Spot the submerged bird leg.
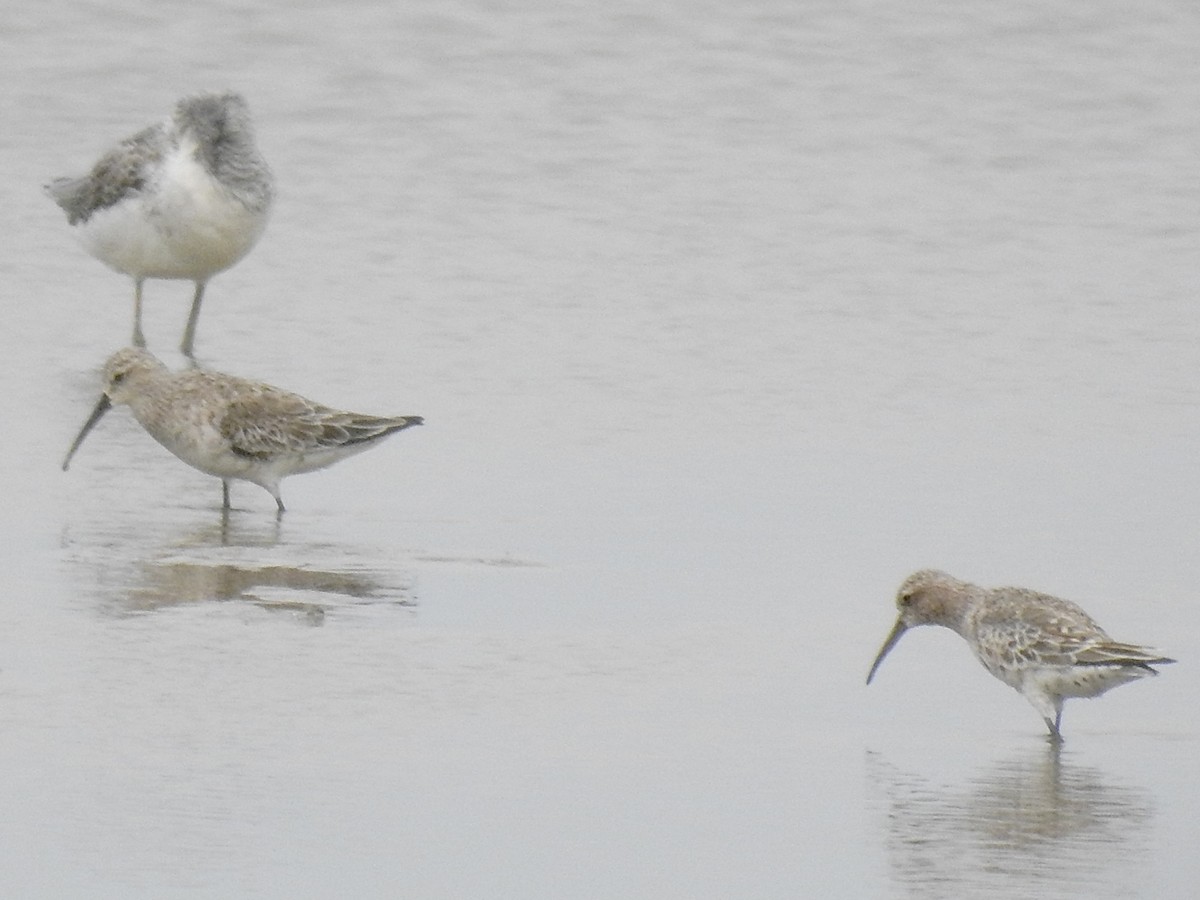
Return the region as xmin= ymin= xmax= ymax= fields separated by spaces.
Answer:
xmin=132 ymin=278 xmax=147 ymax=348
xmin=264 ymin=479 xmax=286 ymax=514
xmin=1043 ymin=706 xmax=1065 ymax=742
xmin=222 ymin=480 xmax=231 ymax=510
xmin=181 ymin=280 xmax=207 ymax=358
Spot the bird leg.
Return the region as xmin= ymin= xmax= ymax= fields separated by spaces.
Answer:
xmin=181 ymin=280 xmax=207 ymax=358
xmin=132 ymin=279 xmax=147 ymax=348
xmin=1043 ymin=708 xmax=1065 ymax=742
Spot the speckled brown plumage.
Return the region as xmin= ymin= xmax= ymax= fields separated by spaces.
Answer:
xmin=867 ymin=569 xmax=1174 ymax=738
xmin=63 ymin=348 xmax=422 ymax=513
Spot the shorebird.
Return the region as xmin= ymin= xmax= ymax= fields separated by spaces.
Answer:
xmin=62 ymin=348 xmax=423 ymax=513
xmin=45 ymin=92 xmax=273 ymax=356
xmin=866 ymin=569 xmax=1174 ymax=739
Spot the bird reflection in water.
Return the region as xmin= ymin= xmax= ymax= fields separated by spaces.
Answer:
xmin=123 ymin=561 xmax=416 ymax=624
xmin=62 ymin=506 xmax=418 ymax=623
xmin=866 ymin=744 xmax=1154 ymax=897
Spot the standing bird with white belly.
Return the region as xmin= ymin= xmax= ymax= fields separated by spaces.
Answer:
xmin=46 ymin=92 xmax=274 ymax=357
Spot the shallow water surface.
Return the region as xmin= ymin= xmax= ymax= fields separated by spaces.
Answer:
xmin=2 ymin=0 xmax=1199 ymax=897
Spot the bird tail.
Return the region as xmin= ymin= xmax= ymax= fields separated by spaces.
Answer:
xmin=337 ymin=415 xmax=423 ymax=447
xmin=1078 ymin=642 xmax=1175 ymax=670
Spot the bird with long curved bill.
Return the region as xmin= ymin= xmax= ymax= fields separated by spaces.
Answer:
xmin=867 ymin=569 xmax=1174 ymax=739
xmin=63 ymin=348 xmax=423 ymax=514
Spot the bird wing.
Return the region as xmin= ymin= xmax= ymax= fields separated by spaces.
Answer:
xmin=973 ymin=590 xmax=1104 ymax=666
xmin=1073 ymin=641 xmax=1175 ymax=667
xmin=46 ymin=124 xmax=167 ymax=224
xmin=306 ymin=410 xmax=423 ymax=447
xmin=221 ymin=387 xmax=420 ymax=459
xmin=974 ymin=590 xmax=1173 ymax=668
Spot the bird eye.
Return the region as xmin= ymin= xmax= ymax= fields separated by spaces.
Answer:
xmin=899 ymin=592 xmax=912 ymax=607
xmin=111 ymin=371 xmax=127 ymax=385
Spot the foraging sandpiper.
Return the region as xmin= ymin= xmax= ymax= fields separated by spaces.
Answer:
xmin=867 ymin=569 xmax=1174 ymax=738
xmin=63 ymin=348 xmax=422 ymax=513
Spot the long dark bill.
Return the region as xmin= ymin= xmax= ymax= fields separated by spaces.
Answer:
xmin=866 ymin=618 xmax=908 ymax=685
xmin=62 ymin=395 xmax=112 ymax=471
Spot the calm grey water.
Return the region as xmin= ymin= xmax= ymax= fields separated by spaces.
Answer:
xmin=2 ymin=0 xmax=1199 ymax=897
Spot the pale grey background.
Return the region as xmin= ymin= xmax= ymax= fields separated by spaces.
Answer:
xmin=2 ymin=0 xmax=1198 ymax=897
